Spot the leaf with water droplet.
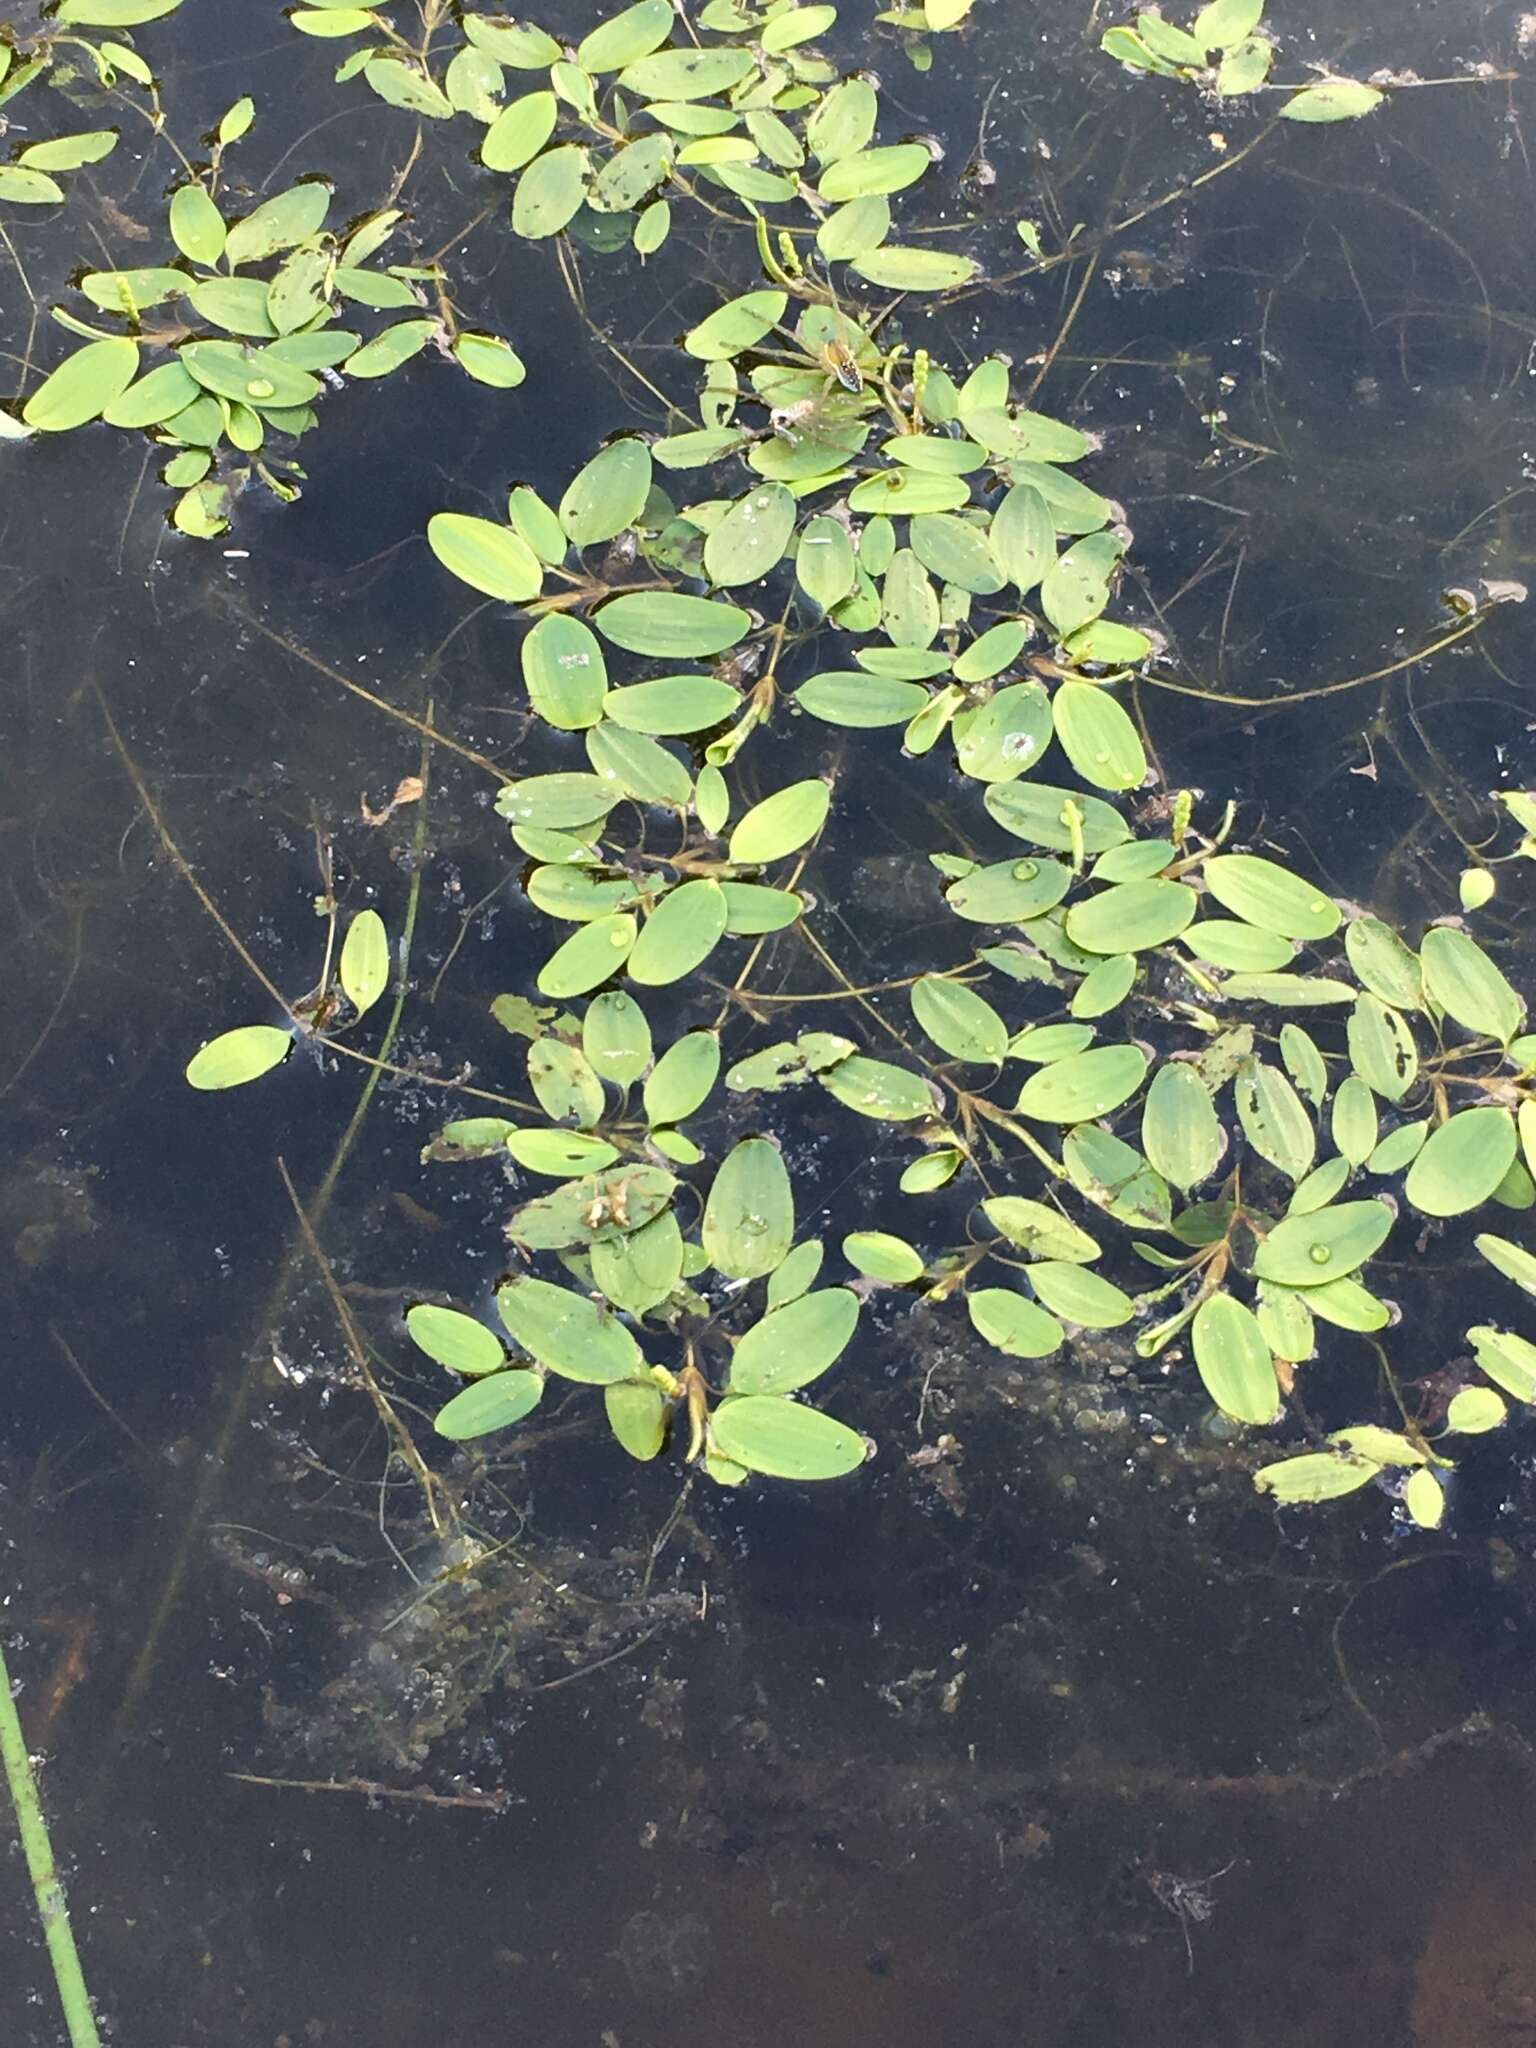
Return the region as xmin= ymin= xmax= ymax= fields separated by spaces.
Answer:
xmin=704 ymin=1136 xmax=794 ymax=1279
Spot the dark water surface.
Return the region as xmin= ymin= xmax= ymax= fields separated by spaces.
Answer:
xmin=6 ymin=2 xmax=1536 ymax=2043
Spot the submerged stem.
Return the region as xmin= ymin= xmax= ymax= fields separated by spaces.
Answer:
xmin=0 ymin=1636 xmax=102 ymax=2048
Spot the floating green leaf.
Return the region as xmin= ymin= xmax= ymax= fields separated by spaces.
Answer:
xmin=729 ymin=779 xmax=830 ymax=865
xmin=627 ymin=879 xmax=729 ymax=985
xmin=428 ymin=513 xmax=543 ymax=602
xmin=1347 ymin=993 xmax=1418 ymax=1101
xmin=705 ymin=483 xmax=796 ymax=587
xmin=497 ymin=1274 xmax=642 ymax=1382
xmin=1202 ymin=854 xmax=1340 ymax=940
xmin=982 ymin=1195 xmax=1100 ymax=1263
xmin=1192 ymin=1293 xmax=1279 ymax=1425
xmin=1015 ymin=1045 xmax=1148 ymax=1123
xmin=1235 ymin=1060 xmax=1315 ymax=1181
xmin=560 ymin=439 xmax=653 ymax=547
xmin=1448 ymin=1385 xmax=1506 ymax=1434
xmin=819 ymin=1054 xmax=936 ymax=1121
xmin=643 ymin=1031 xmax=720 ymax=1126
xmin=339 ymin=908 xmax=389 ymax=1017
xmin=1254 ymin=1451 xmax=1377 ymax=1505
xmin=512 ymin=144 xmax=590 ymax=238
xmin=522 ymin=614 xmax=606 ymax=729
xmin=1404 ymin=1107 xmax=1516 ymax=1218
xmin=704 ymin=1137 xmax=794 ymax=1279
xmin=406 ymin=1303 xmax=505 ymax=1377
xmin=528 ymin=1038 xmax=605 ymax=1126
xmin=819 ymin=143 xmax=931 ymax=202
xmin=185 ymin=1024 xmax=291 ymax=1091
xmin=482 ymin=90 xmax=560 ymax=172
xmin=505 ymin=1128 xmax=619 ymax=1176
xmin=1252 ymin=1200 xmax=1393 ymax=1287
xmin=795 ymin=672 xmax=927 ymax=728
xmin=1141 ymin=1064 xmax=1223 ymax=1189
xmin=843 ymin=1232 xmax=925 ymax=1284
xmin=1051 ymin=681 xmax=1147 ymax=792
xmin=1468 ymin=1325 xmax=1536 ymax=1404
xmin=594 ymin=592 xmax=750 ymax=657
xmin=968 ymin=1286 xmax=1064 ymax=1358
xmin=910 ymin=975 xmax=1008 ymax=1064
xmin=850 ymin=247 xmax=978 ymax=291
xmin=945 ymin=857 xmax=1071 ymax=924
xmin=1279 ymin=78 xmax=1384 ymax=123
xmin=1066 ymin=878 xmax=1196 ymax=955
xmin=1420 ymin=925 xmax=1524 ymax=1043
xmin=435 ymin=1370 xmax=545 ymax=1440
xmin=23 ymin=339 xmax=139 ymax=432
xmin=953 ymin=683 xmax=1052 ymax=781
xmin=710 ymin=1395 xmax=867 ymax=1480
xmin=684 ymin=289 xmax=787 ymax=361
xmin=537 ymin=914 xmax=638 ymax=997
xmin=619 ymin=46 xmax=759 ymax=99
xmin=731 ymin=1288 xmax=860 ymax=1393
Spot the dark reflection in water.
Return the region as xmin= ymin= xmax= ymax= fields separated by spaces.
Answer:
xmin=4 ymin=1 xmax=1536 ymax=2044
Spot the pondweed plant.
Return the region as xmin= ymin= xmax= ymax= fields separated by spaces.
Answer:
xmin=3 ymin=21 xmax=522 ymax=529
xmin=185 ymin=298 xmax=1536 ymax=1517
xmin=0 ymin=0 xmax=188 ymax=205
xmin=10 ymin=0 xmax=1511 ymax=1518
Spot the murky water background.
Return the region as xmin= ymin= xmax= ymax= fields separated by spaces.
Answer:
xmin=5 ymin=1 xmax=1536 ymax=2042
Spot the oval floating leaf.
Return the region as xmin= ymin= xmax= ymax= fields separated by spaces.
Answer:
xmin=1202 ymin=854 xmax=1340 ymax=940
xmin=1051 ymin=680 xmax=1147 ymax=793
xmin=1252 ymin=1200 xmax=1394 ymax=1287
xmin=560 ymin=438 xmax=652 ymax=547
xmin=1015 ymin=1044 xmax=1148 ymax=1123
xmin=594 ymin=592 xmax=750 ymax=657
xmin=968 ymin=1286 xmax=1064 ymax=1359
xmin=428 ymin=513 xmax=543 ymax=602
xmin=537 ymin=914 xmax=638 ymax=997
xmin=435 ymin=1370 xmax=544 ymax=1440
xmin=1421 ymin=925 xmax=1524 ymax=1043
xmin=1141 ymin=1063 xmax=1223 ymax=1189
xmin=1404 ymin=1106 xmax=1516 ymax=1218
xmin=23 ymin=338 xmax=139 ymax=432
xmin=497 ymin=1274 xmax=642 ymax=1383
xmin=728 ymin=779 xmax=830 ymax=865
xmin=704 ymin=1137 xmax=794 ymax=1279
xmin=730 ymin=1288 xmax=860 ymax=1394
xmin=710 ymin=1395 xmax=868 ymax=1481
xmin=910 ymin=975 xmax=1007 ymax=1064
xmin=627 ymin=879 xmax=729 ymax=985
xmin=1192 ymin=1292 xmax=1280 ymax=1425
xmin=185 ymin=1024 xmax=291 ymax=1091
xmin=1254 ymin=1451 xmax=1377 ymax=1504
xmin=406 ymin=1303 xmax=505 ymax=1377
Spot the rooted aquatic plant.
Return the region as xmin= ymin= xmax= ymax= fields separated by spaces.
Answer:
xmin=5 ymin=84 xmax=522 ymax=529
xmin=122 ymin=0 xmax=1532 ymax=1518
